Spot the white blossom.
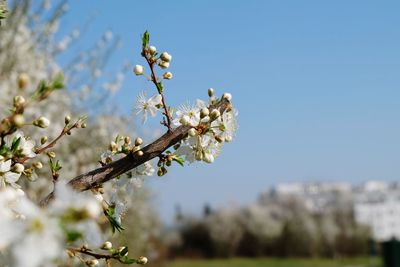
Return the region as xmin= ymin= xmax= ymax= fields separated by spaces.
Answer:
xmin=0 ymin=160 xmax=21 ymax=188
xmin=134 ymin=91 xmax=162 ymax=123
xmin=133 ymin=65 xmax=144 ymax=75
xmin=211 ymin=109 xmax=238 ymax=141
xmin=6 ymin=131 xmax=36 ymax=158
xmin=173 ymin=102 xmax=201 ymax=127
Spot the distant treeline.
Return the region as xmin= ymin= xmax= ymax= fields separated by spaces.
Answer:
xmin=163 ymin=193 xmax=374 ymax=258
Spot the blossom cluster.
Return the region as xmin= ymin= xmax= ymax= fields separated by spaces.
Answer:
xmin=0 ymin=24 xmax=238 ymax=266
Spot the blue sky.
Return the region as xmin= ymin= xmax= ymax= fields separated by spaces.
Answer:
xmin=60 ymin=0 xmax=400 ymax=222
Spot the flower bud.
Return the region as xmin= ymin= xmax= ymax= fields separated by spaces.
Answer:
xmin=137 ymin=150 xmax=144 ymax=156
xmin=33 ymin=162 xmax=43 ymax=169
xmin=163 ymin=72 xmax=173 ymax=80
xmin=210 ymin=109 xmax=221 ymax=120
xmin=179 ymin=115 xmax=190 ymax=126
xmin=135 ymin=137 xmax=143 ymax=146
xmin=85 ymin=259 xmax=99 ymax=267
xmin=203 ymin=153 xmax=214 ymax=163
xmin=101 ymin=241 xmax=113 ymax=250
xmin=109 ymin=141 xmax=118 ymax=152
xmin=17 ymin=73 xmax=29 ymax=89
xmin=137 ymin=256 xmax=148 ymax=265
xmin=64 ymin=115 xmax=71 ymax=124
xmin=12 ymin=115 xmax=25 ymax=128
xmin=12 ymin=163 xmax=25 ymax=173
xmin=118 ymin=246 xmax=128 ymax=256
xmin=200 ymin=107 xmax=209 ymax=118
xmin=158 ymin=61 xmax=170 ymax=69
xmin=41 ymin=136 xmax=48 ymax=144
xmin=225 ymin=136 xmax=233 ymax=142
xmin=208 ymin=88 xmax=214 ymax=97
xmin=13 ymin=95 xmax=26 ymax=107
xmin=47 ymin=151 xmax=56 ymax=158
xmin=133 ymin=65 xmax=144 ymax=75
xmin=81 ymin=123 xmax=87 ymax=128
xmin=33 ymin=116 xmax=50 ymax=128
xmin=188 ymin=128 xmax=197 ymax=137
xmin=124 ymin=136 xmax=131 ymax=145
xmin=149 ymin=46 xmax=157 ymax=55
xmin=222 ymin=92 xmax=232 ymax=101
xmin=160 ymin=52 xmax=172 ymax=62
xmin=215 ymin=135 xmax=225 ymax=143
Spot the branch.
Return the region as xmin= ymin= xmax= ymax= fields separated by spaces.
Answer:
xmin=40 ymin=99 xmax=231 ymax=206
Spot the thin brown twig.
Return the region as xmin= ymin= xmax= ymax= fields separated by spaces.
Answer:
xmin=143 ymin=50 xmax=173 ymax=131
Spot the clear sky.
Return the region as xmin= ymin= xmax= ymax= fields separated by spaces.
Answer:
xmin=60 ymin=0 xmax=400 ymax=222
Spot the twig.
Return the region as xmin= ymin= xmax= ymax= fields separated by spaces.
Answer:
xmin=143 ymin=51 xmax=173 ymax=131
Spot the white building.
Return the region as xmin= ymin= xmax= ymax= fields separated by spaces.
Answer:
xmin=354 ymin=181 xmax=400 ymax=241
xmin=271 ymin=180 xmax=400 ymax=241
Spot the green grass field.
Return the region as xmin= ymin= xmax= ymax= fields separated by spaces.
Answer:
xmin=168 ymin=257 xmax=382 ymax=267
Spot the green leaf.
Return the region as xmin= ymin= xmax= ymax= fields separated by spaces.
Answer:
xmin=52 ymin=73 xmax=64 ymax=90
xmin=65 ymin=230 xmax=83 ymax=242
xmin=157 ymin=81 xmax=164 ymax=93
xmin=37 ymin=80 xmax=47 ymax=94
xmin=120 ymin=256 xmax=136 ymax=264
xmin=142 ymin=30 xmax=150 ymax=49
xmin=49 ymin=159 xmax=62 ymax=172
xmin=105 ymin=207 xmax=124 ymax=233
xmin=0 ymin=144 xmax=9 ymax=156
xmin=11 ymin=137 xmax=21 ymax=153
xmin=173 ymin=155 xmax=185 ymax=167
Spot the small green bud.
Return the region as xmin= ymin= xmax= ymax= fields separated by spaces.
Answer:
xmin=17 ymin=73 xmax=29 ymax=89
xmin=200 ymin=107 xmax=209 ymax=118
xmin=13 ymin=95 xmax=26 ymax=107
xmin=101 ymin=241 xmax=112 ymax=250
xmin=33 ymin=116 xmax=50 ymax=128
xmin=149 ymin=46 xmax=157 ymax=55
xmin=137 ymin=256 xmax=148 ymax=265
xmin=118 ymin=246 xmax=128 ymax=256
xmin=222 ymin=92 xmax=232 ymax=101
xmin=40 ymin=136 xmax=48 ymax=144
xmin=160 ymin=52 xmax=172 ymax=62
xmin=64 ymin=115 xmax=71 ymax=125
xmin=210 ymin=109 xmax=221 ymax=120
xmin=208 ymin=88 xmax=214 ymax=97
xmin=12 ymin=163 xmax=25 ymax=173
xmin=133 ymin=65 xmax=144 ymax=75
xmin=124 ymin=136 xmax=131 ymax=145
xmin=135 ymin=137 xmax=143 ymax=146
xmin=12 ymin=114 xmax=25 ymax=128
xmin=163 ymin=71 xmax=173 ymax=80
xmin=33 ymin=162 xmax=43 ymax=169
xmin=158 ymin=60 xmax=170 ymax=69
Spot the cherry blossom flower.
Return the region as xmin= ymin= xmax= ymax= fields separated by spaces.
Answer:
xmin=0 ymin=159 xmax=21 ymax=188
xmin=134 ymin=91 xmax=162 ymax=123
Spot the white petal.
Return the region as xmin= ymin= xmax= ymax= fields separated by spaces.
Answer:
xmin=4 ymin=172 xmax=21 ymax=183
xmin=0 ymin=160 xmax=11 ymax=172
